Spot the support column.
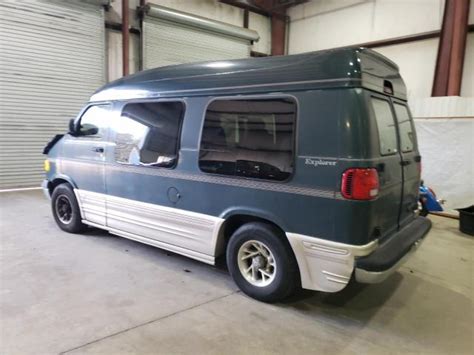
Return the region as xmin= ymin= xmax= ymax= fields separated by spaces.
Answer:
xmin=271 ymin=14 xmax=286 ymax=56
xmin=447 ymin=0 xmax=470 ymax=95
xmin=432 ymin=0 xmax=470 ymax=96
xmin=122 ymin=0 xmax=130 ymax=76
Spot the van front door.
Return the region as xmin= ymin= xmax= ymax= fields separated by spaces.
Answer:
xmin=61 ymin=104 xmax=111 ymax=226
xmin=392 ymin=100 xmax=421 ymax=227
xmin=105 ymin=101 xmax=192 ymax=247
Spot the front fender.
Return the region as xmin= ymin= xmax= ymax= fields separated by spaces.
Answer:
xmin=47 ymin=173 xmax=78 ymax=191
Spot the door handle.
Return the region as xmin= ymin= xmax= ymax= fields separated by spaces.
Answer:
xmin=92 ymin=147 xmax=104 ymax=153
xmin=400 ymin=160 xmax=411 ymax=166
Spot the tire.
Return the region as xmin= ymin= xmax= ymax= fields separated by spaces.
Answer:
xmin=226 ymin=222 xmax=299 ymax=303
xmin=51 ymin=183 xmax=87 ymax=233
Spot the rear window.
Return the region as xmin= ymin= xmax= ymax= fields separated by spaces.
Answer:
xmin=199 ymin=98 xmax=296 ymax=181
xmin=371 ymin=98 xmax=398 ymax=156
xmin=394 ymin=103 xmax=415 ymax=152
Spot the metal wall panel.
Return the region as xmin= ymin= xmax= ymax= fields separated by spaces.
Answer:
xmin=143 ymin=17 xmax=251 ymax=69
xmin=0 ymin=0 xmax=105 ymax=189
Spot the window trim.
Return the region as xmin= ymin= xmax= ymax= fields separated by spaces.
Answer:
xmin=370 ymin=95 xmax=399 ymax=157
xmin=113 ymin=99 xmax=187 ymax=170
xmin=197 ymin=94 xmax=299 ymax=183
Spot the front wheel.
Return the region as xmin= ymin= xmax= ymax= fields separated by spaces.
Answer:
xmin=51 ymin=184 xmax=87 ymax=233
xmin=226 ymin=222 xmax=299 ymax=303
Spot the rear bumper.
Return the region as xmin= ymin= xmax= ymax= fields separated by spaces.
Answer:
xmin=286 ymin=232 xmax=378 ymax=293
xmin=355 ymin=216 xmax=432 ymax=283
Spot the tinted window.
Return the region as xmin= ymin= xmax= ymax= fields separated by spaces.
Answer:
xmin=113 ymin=102 xmax=184 ymax=168
xmin=199 ymin=98 xmax=296 ymax=181
xmin=394 ymin=103 xmax=415 ymax=152
xmin=371 ymin=98 xmax=398 ymax=155
xmin=78 ymin=105 xmax=110 ymax=138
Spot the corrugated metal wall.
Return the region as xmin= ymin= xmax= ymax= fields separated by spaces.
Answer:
xmin=0 ymin=0 xmax=105 ymax=189
xmin=143 ymin=17 xmax=251 ymax=69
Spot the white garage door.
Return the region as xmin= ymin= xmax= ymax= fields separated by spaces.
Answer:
xmin=142 ymin=5 xmax=259 ymax=69
xmin=0 ymin=0 xmax=106 ymax=189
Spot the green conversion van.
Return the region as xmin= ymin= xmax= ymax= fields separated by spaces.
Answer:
xmin=42 ymin=47 xmax=431 ymax=302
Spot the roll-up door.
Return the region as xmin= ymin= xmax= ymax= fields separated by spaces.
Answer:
xmin=0 ymin=0 xmax=106 ymax=189
xmin=142 ymin=4 xmax=259 ymax=69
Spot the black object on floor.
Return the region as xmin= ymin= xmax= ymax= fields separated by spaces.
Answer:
xmin=458 ymin=206 xmax=474 ymax=236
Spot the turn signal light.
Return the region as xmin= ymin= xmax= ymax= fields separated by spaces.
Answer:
xmin=341 ymin=168 xmax=379 ymax=200
xmin=44 ymin=159 xmax=50 ymax=172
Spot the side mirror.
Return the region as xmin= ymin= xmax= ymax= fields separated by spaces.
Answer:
xmin=80 ymin=123 xmax=99 ymax=136
xmin=68 ymin=118 xmax=78 ymax=136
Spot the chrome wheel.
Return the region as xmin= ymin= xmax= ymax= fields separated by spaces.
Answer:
xmin=237 ymin=240 xmax=276 ymax=287
xmin=55 ymin=194 xmax=73 ymax=224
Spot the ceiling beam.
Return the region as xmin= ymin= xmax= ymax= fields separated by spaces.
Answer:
xmin=219 ymin=0 xmax=307 ymax=16
xmin=222 ymin=0 xmax=304 ymax=56
xmin=219 ymin=0 xmax=270 ymax=16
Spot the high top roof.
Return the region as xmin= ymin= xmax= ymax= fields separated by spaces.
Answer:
xmin=91 ymin=47 xmax=406 ymax=102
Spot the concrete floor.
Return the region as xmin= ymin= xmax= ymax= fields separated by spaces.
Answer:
xmin=0 ymin=190 xmax=472 ymax=355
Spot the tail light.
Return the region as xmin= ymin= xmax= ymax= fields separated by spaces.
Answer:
xmin=341 ymin=168 xmax=379 ymax=200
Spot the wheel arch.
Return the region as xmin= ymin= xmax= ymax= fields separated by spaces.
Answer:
xmin=213 ymin=208 xmax=289 ymax=259
xmin=47 ymin=174 xmax=77 ymax=196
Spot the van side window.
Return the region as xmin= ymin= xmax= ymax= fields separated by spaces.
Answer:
xmin=199 ymin=98 xmax=296 ymax=181
xmin=371 ymin=98 xmax=398 ymax=155
xmin=393 ymin=103 xmax=415 ymax=152
xmin=78 ymin=105 xmax=111 ymax=138
xmin=113 ymin=102 xmax=184 ymax=168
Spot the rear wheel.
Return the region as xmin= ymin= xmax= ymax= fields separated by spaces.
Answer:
xmin=51 ymin=184 xmax=87 ymax=233
xmin=226 ymin=222 xmax=299 ymax=303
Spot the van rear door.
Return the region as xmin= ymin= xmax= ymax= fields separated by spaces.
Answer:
xmin=392 ymin=100 xmax=420 ymax=226
xmin=370 ymin=95 xmax=403 ymax=237
xmin=370 ymin=95 xmax=420 ymax=238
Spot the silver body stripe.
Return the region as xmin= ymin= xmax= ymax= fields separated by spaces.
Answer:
xmin=74 ymin=189 xmax=223 ymax=264
xmin=60 ymin=158 xmax=337 ymax=199
xmin=72 ymin=188 xmax=379 ymax=293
